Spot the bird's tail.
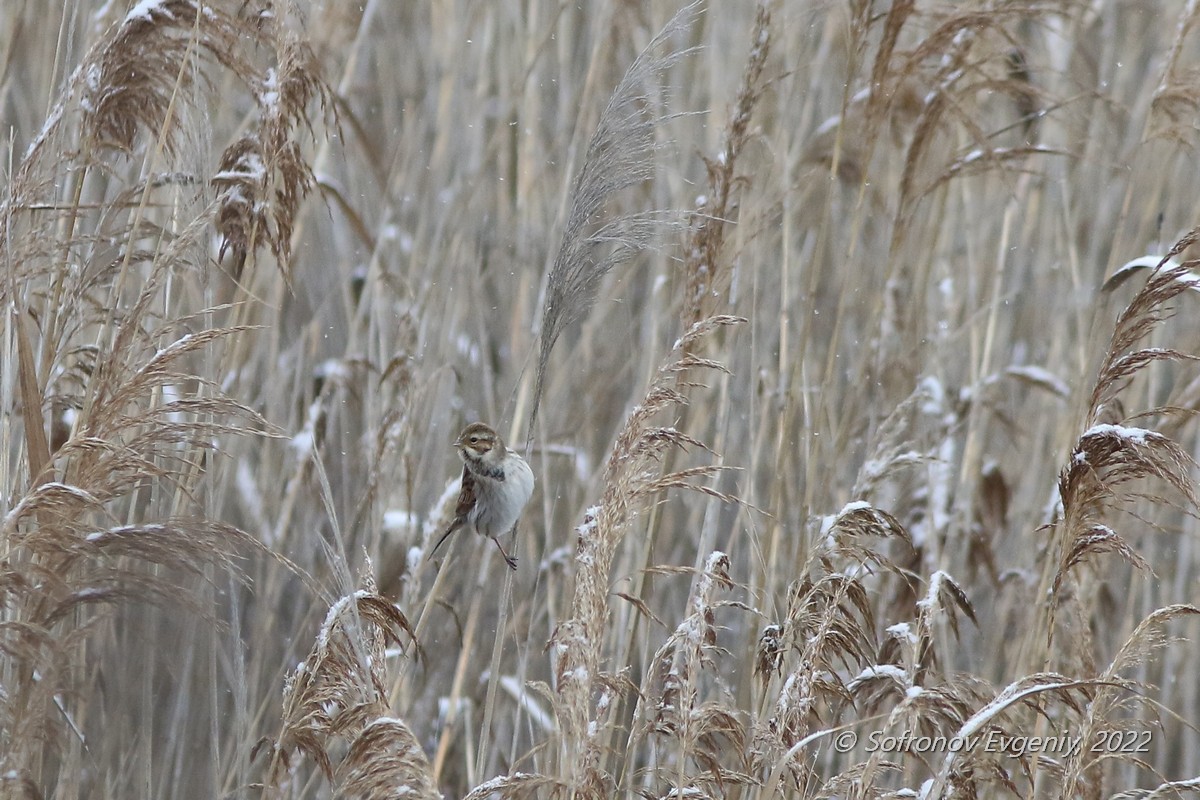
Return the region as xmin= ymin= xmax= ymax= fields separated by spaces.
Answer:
xmin=428 ymin=523 xmax=460 ymax=558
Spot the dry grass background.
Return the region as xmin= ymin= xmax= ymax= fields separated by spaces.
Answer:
xmin=3 ymin=0 xmax=1200 ymax=798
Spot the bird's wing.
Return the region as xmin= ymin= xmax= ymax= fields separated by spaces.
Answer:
xmin=453 ymin=464 xmax=476 ymax=520
xmin=430 ymin=465 xmax=473 ymax=556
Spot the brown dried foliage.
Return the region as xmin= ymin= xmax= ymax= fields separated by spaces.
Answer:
xmin=682 ymin=0 xmax=771 ymax=328
xmin=1053 ymin=255 xmax=1200 ymax=600
xmin=8 ymin=1 xmax=1200 ymax=798
xmin=1 ymin=1 xmax=334 ymax=795
xmin=334 ymin=717 xmax=441 ymax=800
xmin=264 ymin=586 xmax=418 ymax=787
xmin=551 ymin=315 xmax=743 ymax=796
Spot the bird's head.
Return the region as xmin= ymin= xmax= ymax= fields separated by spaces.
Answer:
xmin=455 ymin=422 xmax=501 ymax=462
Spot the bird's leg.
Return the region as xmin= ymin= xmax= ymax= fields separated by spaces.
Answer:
xmin=491 ymin=537 xmax=518 ymax=570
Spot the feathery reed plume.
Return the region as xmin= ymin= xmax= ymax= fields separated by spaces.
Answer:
xmin=682 ymin=0 xmax=770 ymax=329
xmin=1 ymin=1 xmax=330 ymax=313
xmin=1057 ymin=604 xmax=1200 ymax=798
xmin=462 ymin=773 xmax=563 ymax=800
xmin=0 ymin=3 xmax=336 ymax=794
xmin=1049 ymin=251 xmax=1200 ymax=624
xmin=924 ymin=674 xmax=1096 ymax=798
xmin=214 ymin=30 xmax=331 ymax=280
xmin=1149 ymin=0 xmax=1200 ymax=146
xmin=551 ymin=315 xmax=742 ymax=796
xmin=526 ymin=3 xmax=700 ymax=445
xmin=629 ymin=551 xmax=746 ymax=795
xmin=836 ymin=570 xmax=988 ymax=795
xmin=263 ymin=581 xmax=417 ymax=790
xmin=334 ymin=716 xmax=441 ymax=800
xmin=0 ymin=515 xmax=271 ymax=790
xmin=886 ymin=8 xmax=1066 ymax=222
xmin=85 ymin=1 xmax=332 ymax=279
xmin=2 ymin=245 xmax=277 ymax=793
xmin=80 ymin=0 xmax=227 ymax=157
xmin=911 ymin=569 xmax=978 ymax=676
xmin=755 ymin=501 xmax=912 ymax=789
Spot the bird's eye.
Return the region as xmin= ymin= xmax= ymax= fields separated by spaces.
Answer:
xmin=469 ymin=436 xmax=479 ymax=444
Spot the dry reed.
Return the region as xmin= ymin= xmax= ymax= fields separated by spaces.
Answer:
xmin=3 ymin=1 xmax=1200 ymax=798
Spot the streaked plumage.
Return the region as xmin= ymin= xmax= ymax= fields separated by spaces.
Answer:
xmin=430 ymin=423 xmax=534 ymax=570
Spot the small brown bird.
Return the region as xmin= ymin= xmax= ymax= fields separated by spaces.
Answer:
xmin=430 ymin=422 xmax=534 ymax=570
